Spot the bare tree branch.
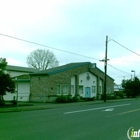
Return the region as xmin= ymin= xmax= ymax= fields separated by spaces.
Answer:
xmin=27 ymin=49 xmax=59 ymax=70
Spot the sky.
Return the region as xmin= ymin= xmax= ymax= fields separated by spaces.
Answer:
xmin=0 ymin=0 xmax=140 ymax=84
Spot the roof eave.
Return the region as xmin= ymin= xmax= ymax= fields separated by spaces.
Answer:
xmin=29 ymin=73 xmax=49 ymax=76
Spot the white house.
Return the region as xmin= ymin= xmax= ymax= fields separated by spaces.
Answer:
xmin=4 ymin=65 xmax=39 ymax=101
xmin=71 ymin=72 xmax=102 ymax=98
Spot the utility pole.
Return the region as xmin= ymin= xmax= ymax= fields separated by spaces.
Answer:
xmin=15 ymin=77 xmax=19 ymax=109
xmin=104 ymin=36 xmax=108 ymax=102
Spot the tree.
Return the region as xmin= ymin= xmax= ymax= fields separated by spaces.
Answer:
xmin=27 ymin=49 xmax=59 ymax=70
xmin=0 ymin=58 xmax=15 ymax=105
xmin=0 ymin=58 xmax=7 ymax=71
xmin=122 ymin=77 xmax=140 ymax=98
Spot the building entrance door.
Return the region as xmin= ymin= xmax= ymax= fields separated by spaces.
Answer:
xmin=85 ymin=87 xmax=90 ymax=98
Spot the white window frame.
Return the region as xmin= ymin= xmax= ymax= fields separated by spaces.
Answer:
xmin=71 ymin=85 xmax=74 ymax=95
xmin=92 ymin=86 xmax=96 ymax=93
xmin=56 ymin=84 xmax=61 ymax=95
xmin=79 ymin=85 xmax=83 ymax=95
xmin=99 ymin=86 xmax=102 ymax=94
xmin=62 ymin=84 xmax=68 ymax=95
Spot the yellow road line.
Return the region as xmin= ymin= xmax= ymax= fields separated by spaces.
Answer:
xmin=114 ymin=108 xmax=140 ymax=116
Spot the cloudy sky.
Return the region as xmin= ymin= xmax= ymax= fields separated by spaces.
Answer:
xmin=0 ymin=0 xmax=140 ymax=84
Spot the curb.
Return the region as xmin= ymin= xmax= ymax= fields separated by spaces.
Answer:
xmin=0 ymin=98 xmax=136 ymax=113
xmin=0 ymin=107 xmax=53 ymax=113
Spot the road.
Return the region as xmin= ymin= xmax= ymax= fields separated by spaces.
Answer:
xmin=0 ymin=99 xmax=140 ymax=140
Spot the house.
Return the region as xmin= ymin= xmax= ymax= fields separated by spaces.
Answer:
xmin=114 ymin=83 xmax=123 ymax=93
xmin=29 ymin=62 xmax=114 ymax=102
xmin=5 ymin=65 xmax=39 ymax=77
xmin=4 ymin=65 xmax=39 ymax=101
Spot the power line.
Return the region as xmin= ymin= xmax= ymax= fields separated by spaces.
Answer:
xmin=106 ymin=37 xmax=140 ymax=76
xmin=107 ymin=63 xmax=131 ymax=74
xmin=0 ymin=33 xmax=99 ymax=61
xmin=0 ymin=33 xmax=134 ymax=75
xmin=109 ymin=38 xmax=140 ymax=57
xmin=109 ymin=59 xmax=140 ymax=64
xmin=113 ymin=75 xmax=131 ymax=78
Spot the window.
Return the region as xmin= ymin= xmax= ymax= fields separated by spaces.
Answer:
xmin=56 ymin=85 xmax=61 ymax=94
xmin=62 ymin=84 xmax=68 ymax=94
xmin=92 ymin=86 xmax=96 ymax=93
xmin=107 ymin=86 xmax=111 ymax=94
xmin=79 ymin=86 xmax=83 ymax=95
xmin=71 ymin=85 xmax=74 ymax=95
xmin=99 ymin=86 xmax=102 ymax=94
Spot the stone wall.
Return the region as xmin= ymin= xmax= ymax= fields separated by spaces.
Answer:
xmin=30 ymin=64 xmax=89 ymax=101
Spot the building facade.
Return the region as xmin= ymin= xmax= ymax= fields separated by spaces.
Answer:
xmin=4 ymin=65 xmax=38 ymax=101
xmin=30 ymin=62 xmax=114 ymax=102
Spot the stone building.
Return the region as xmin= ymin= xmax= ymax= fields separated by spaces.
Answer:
xmin=29 ymin=62 xmax=114 ymax=102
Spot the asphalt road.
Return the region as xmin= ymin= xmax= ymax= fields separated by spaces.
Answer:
xmin=0 ymin=99 xmax=140 ymax=140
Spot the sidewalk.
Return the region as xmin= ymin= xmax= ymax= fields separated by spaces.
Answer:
xmin=0 ymin=98 xmax=136 ymax=113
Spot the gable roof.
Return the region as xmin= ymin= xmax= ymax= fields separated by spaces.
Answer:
xmin=6 ymin=65 xmax=39 ymax=73
xmin=30 ymin=62 xmax=91 ymax=76
xmin=29 ymin=61 xmax=114 ymax=81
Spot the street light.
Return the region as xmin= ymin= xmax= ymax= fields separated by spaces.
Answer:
xmin=131 ymin=70 xmax=135 ymax=79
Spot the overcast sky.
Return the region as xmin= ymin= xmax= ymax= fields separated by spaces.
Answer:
xmin=0 ymin=0 xmax=140 ymax=84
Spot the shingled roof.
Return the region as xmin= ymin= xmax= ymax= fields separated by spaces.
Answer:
xmin=29 ymin=62 xmax=114 ymax=81
xmin=30 ymin=62 xmax=92 ymax=76
xmin=6 ymin=65 xmax=39 ymax=73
